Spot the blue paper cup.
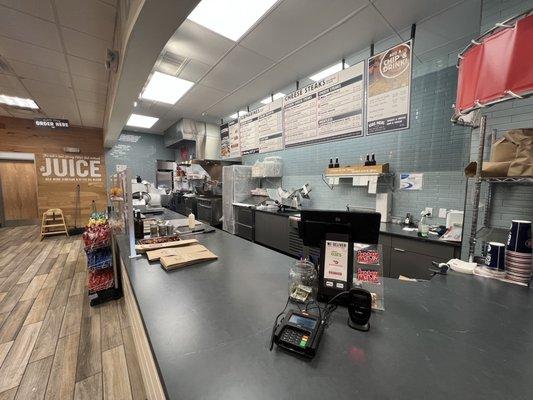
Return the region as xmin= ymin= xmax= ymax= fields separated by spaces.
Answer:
xmin=485 ymin=242 xmax=506 ymax=270
xmin=506 ymin=220 xmax=532 ymax=254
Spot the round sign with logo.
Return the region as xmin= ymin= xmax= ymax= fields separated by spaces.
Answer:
xmin=379 ymin=43 xmax=411 ymax=79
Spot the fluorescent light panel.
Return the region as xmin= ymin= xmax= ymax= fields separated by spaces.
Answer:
xmin=0 ymin=94 xmax=39 ymax=109
xmin=260 ymin=92 xmax=285 ymax=104
xmin=126 ymin=114 xmax=159 ymax=128
xmin=141 ymin=71 xmax=194 ymax=104
xmin=188 ymin=0 xmax=278 ymax=41
xmin=309 ymin=62 xmax=348 ymax=82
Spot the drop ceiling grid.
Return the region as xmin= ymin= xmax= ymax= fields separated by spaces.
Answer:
xmin=167 ymin=0 xmax=477 ymax=124
xmin=0 ymin=0 xmax=116 ymax=127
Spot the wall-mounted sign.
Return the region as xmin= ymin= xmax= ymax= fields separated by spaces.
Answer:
xmin=228 ymin=120 xmax=241 ymax=158
xmin=220 ymin=123 xmax=230 ymax=159
xmin=36 ymin=153 xmax=103 ymax=183
xmin=284 ymin=61 xmax=365 ymax=148
xmin=367 ymin=40 xmax=412 ymax=135
xmin=399 ymin=172 xmax=423 ymax=190
xmin=258 ymin=97 xmax=283 ymax=153
xmin=34 ymin=118 xmax=69 ymax=129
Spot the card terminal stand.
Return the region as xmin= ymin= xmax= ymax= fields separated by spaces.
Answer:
xmin=298 ymin=210 xmax=381 ymax=304
xmin=273 ymin=310 xmax=324 ymax=358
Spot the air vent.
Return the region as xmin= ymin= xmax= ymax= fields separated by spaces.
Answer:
xmin=157 ymin=51 xmax=186 ymax=76
xmin=0 ymin=57 xmax=13 ymax=74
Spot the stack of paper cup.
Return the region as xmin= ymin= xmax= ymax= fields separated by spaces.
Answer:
xmin=505 ymin=220 xmax=532 ymax=284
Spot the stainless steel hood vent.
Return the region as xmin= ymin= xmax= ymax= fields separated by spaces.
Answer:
xmin=164 ymin=118 xmax=198 ymax=148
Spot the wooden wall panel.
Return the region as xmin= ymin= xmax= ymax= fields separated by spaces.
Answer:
xmin=0 ymin=116 xmax=107 ymax=226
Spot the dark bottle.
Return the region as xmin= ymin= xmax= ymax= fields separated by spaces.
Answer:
xmin=334 ymin=158 xmax=339 ymax=168
xmin=328 ymin=158 xmax=333 ymax=168
xmin=134 ymin=210 xmax=144 ymax=239
xmin=371 ymin=154 xmax=376 ymax=165
xmin=364 ymin=154 xmax=370 ymax=166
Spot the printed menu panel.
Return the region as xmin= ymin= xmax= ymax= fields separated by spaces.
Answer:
xmin=367 ymin=40 xmax=412 ymax=135
xmin=228 ymin=120 xmax=241 ymax=158
xmin=258 ymin=98 xmax=283 ymax=153
xmin=283 ymin=61 xmax=365 ymax=147
xmin=220 ymin=123 xmax=230 ymax=159
xmin=239 ymin=109 xmax=261 ymax=155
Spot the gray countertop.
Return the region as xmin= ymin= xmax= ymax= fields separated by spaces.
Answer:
xmin=118 ymin=210 xmax=531 ymax=400
xmin=253 ymin=207 xmax=461 ymax=247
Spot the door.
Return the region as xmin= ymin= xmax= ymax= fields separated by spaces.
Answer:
xmin=0 ymin=160 xmax=39 ymax=226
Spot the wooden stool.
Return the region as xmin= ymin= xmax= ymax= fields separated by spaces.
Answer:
xmin=40 ymin=208 xmax=69 ymax=240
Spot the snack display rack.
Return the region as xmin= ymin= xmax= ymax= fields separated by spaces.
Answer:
xmin=83 ymin=213 xmax=121 ymax=306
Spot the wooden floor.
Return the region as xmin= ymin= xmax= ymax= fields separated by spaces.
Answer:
xmin=0 ymin=225 xmax=147 ymax=400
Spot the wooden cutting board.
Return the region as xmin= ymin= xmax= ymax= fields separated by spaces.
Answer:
xmin=135 ymin=238 xmax=198 ymax=253
xmin=160 ymin=244 xmax=217 ymax=271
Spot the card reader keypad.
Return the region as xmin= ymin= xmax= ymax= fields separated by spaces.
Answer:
xmin=281 ymin=328 xmax=309 ymax=348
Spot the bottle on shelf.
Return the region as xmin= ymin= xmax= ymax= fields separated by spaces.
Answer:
xmin=328 ymin=158 xmax=333 ymax=168
xmin=371 ymin=154 xmax=376 ymax=166
xmin=334 ymin=158 xmax=339 ymax=168
xmin=364 ymin=154 xmax=370 ymax=166
xmin=133 ymin=210 xmax=144 ymax=239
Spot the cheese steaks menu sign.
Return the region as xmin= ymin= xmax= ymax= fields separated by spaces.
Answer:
xmin=36 ymin=153 xmax=103 ymax=183
xmin=34 ymin=118 xmax=69 ymax=129
xmin=367 ymin=40 xmax=412 ymax=134
xmin=283 ymin=61 xmax=364 ymax=148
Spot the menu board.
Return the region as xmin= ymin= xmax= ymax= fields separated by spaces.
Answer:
xmin=367 ymin=40 xmax=412 ymax=135
xmin=284 ymin=61 xmax=364 ymax=147
xmin=220 ymin=123 xmax=230 ymax=159
xmin=228 ymin=120 xmax=241 ymax=158
xmin=239 ymin=109 xmax=261 ymax=155
xmin=258 ymin=98 xmax=283 ymax=153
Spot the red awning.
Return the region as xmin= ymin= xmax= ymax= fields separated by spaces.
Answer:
xmin=455 ymin=11 xmax=533 ymax=116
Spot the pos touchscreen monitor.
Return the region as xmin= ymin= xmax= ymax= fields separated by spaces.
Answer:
xmin=298 ymin=210 xmax=381 ymax=302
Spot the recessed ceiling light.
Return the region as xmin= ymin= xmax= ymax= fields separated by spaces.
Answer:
xmin=188 ymin=0 xmax=278 ymax=41
xmin=126 ymin=113 xmax=159 ymax=128
xmin=141 ymin=71 xmax=194 ymax=104
xmin=260 ymin=92 xmax=285 ymax=104
xmin=309 ymin=63 xmax=348 ymax=82
xmin=0 ymin=94 xmax=39 ymax=109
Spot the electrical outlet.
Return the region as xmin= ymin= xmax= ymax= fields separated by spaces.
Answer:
xmin=424 ymin=207 xmax=433 ymax=216
xmin=438 ymin=208 xmax=447 ymax=218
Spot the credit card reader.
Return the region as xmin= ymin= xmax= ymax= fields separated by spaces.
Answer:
xmin=273 ymin=310 xmax=324 ymax=358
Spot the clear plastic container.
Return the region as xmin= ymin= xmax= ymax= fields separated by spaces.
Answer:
xmin=288 ymin=259 xmax=318 ymax=303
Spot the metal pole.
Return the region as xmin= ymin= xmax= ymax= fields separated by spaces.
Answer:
xmin=468 ymin=115 xmax=487 ymax=262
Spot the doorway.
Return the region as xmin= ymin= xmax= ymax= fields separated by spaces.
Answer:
xmin=0 ymin=160 xmax=39 ymax=226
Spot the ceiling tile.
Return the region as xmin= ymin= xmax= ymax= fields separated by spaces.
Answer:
xmin=8 ymin=109 xmax=43 ymax=119
xmin=38 ymin=95 xmax=80 ymax=120
xmin=205 ymin=63 xmax=298 ymax=114
xmin=72 ymin=74 xmax=108 ymax=94
xmin=55 ymin=0 xmax=116 ymax=41
xmin=372 ymin=0 xmax=466 ymax=32
xmin=0 ymin=73 xmax=22 ymax=88
xmin=277 ymin=6 xmax=390 ymax=81
xmin=0 ymin=107 xmax=11 ymax=116
xmin=22 ymin=78 xmax=74 ymax=99
xmin=8 ymin=60 xmax=71 ymax=86
xmin=79 ymin=100 xmax=105 ymax=127
xmin=67 ymin=55 xmax=108 ymax=80
xmin=200 ymin=45 xmax=274 ymax=92
xmin=169 ymin=84 xmax=228 ymax=117
xmin=177 ymin=59 xmax=211 ymax=83
xmin=241 ymin=0 xmax=369 ymax=61
xmin=0 ymin=37 xmax=68 ymax=71
xmin=0 ymin=83 xmax=31 ymax=98
xmin=165 ymin=20 xmax=235 ymax=66
xmin=0 ymin=0 xmax=55 ymax=21
xmin=0 ymin=5 xmax=62 ymax=51
xmin=75 ymin=88 xmax=107 ymax=104
xmin=62 ymin=27 xmax=111 ymax=63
